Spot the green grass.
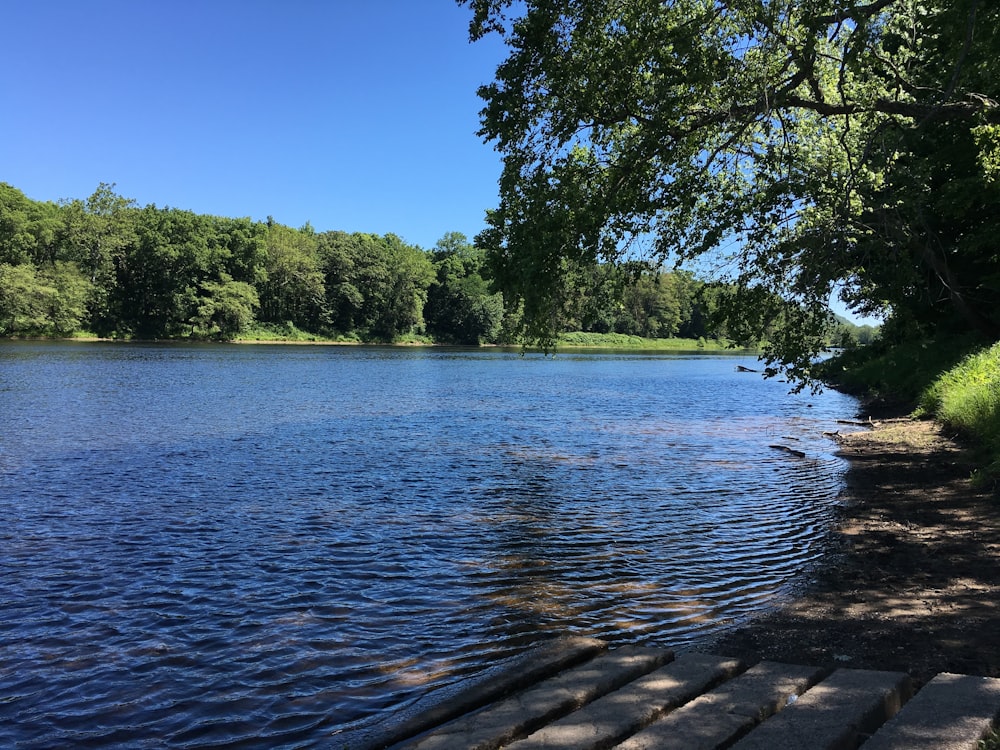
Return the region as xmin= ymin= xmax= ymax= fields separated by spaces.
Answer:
xmin=234 ymin=323 xmax=356 ymax=343
xmin=230 ymin=328 xmax=751 ymax=351
xmin=918 ymin=340 xmax=1000 ymax=477
xmin=823 ymin=332 xmax=1000 ymax=479
xmin=554 ymin=331 xmax=747 ymax=351
xmin=47 ymin=323 xmax=743 ymax=352
xmin=233 ymin=324 xmax=435 ymax=346
xmin=390 ymin=333 xmax=434 ymax=345
xmin=821 ymin=332 xmax=987 ymax=403
xmin=65 ymin=329 xmax=103 ymax=339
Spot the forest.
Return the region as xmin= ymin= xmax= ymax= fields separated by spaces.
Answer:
xmin=0 ymin=182 xmax=873 ymax=347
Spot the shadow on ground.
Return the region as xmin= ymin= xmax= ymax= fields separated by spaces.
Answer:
xmin=710 ymin=417 xmax=1000 ymax=686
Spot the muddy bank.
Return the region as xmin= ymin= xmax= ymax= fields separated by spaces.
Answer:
xmin=709 ymin=414 xmax=1000 ymax=687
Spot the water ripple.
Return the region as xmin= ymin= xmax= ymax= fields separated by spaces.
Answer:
xmin=0 ymin=343 xmax=859 ymax=748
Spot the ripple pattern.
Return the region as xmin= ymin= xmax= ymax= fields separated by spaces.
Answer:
xmin=0 ymin=343 xmax=859 ymax=748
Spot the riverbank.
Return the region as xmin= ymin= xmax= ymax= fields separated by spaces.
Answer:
xmin=7 ymin=331 xmax=739 ymax=352
xmin=709 ymin=410 xmax=1000 ymax=687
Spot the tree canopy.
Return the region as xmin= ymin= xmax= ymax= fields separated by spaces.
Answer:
xmin=0 ymin=179 xmax=873 ymax=347
xmin=460 ymin=0 xmax=1000 ymax=384
xmin=0 ymin=182 xmax=724 ymax=344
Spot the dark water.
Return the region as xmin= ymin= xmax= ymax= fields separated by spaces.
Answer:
xmin=0 ymin=342 xmax=859 ymax=748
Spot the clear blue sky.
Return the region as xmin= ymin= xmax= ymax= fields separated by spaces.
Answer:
xmin=2 ymin=1 xmax=507 ymax=251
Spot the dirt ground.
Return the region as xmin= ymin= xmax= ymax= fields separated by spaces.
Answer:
xmin=709 ymin=411 xmax=1000 ymax=688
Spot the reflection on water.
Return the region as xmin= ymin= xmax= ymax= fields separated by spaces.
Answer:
xmin=0 ymin=342 xmax=858 ymax=748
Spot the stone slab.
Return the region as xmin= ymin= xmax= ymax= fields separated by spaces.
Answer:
xmin=507 ymin=652 xmax=745 ymax=750
xmin=396 ymin=645 xmax=673 ymax=750
xmin=862 ymin=672 xmax=1000 ymax=750
xmin=616 ymin=660 xmax=825 ymax=750
xmin=729 ymin=668 xmax=912 ymax=750
xmin=350 ymin=636 xmax=607 ymax=750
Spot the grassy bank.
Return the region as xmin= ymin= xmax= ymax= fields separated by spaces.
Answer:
xmin=917 ymin=341 xmax=1000 ymax=477
xmin=554 ymin=332 xmax=745 ymax=351
xmin=822 ymin=332 xmax=986 ymax=402
xmin=7 ymin=327 xmax=743 ymax=352
xmin=228 ymin=327 xmax=744 ymax=352
xmin=828 ymin=336 xmax=1000 ymax=480
xmin=233 ymin=323 xmax=434 ymax=346
xmin=234 ymin=323 xmax=357 ymax=343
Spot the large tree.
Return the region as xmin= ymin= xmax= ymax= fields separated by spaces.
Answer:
xmin=258 ymin=222 xmax=326 ymax=329
xmin=461 ymin=0 xmax=1000 ymax=384
xmin=59 ymin=183 xmax=138 ymax=331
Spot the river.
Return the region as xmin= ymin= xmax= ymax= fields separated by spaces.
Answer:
xmin=0 ymin=342 xmax=858 ymax=748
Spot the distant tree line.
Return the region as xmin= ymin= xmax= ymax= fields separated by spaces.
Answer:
xmin=0 ymin=183 xmax=871 ymax=345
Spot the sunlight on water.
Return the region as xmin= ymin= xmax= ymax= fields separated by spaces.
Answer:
xmin=0 ymin=342 xmax=860 ymax=748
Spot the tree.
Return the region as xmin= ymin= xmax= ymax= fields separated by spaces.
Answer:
xmin=461 ymin=0 xmax=1000 ymax=385
xmin=0 ymin=262 xmax=90 ymax=336
xmin=191 ymin=275 xmax=260 ymax=339
xmin=0 ymin=183 xmax=63 ymax=267
xmin=210 ymin=216 xmax=268 ymax=288
xmin=316 ymin=230 xmax=365 ymax=334
xmin=59 ymin=183 xmax=138 ymax=331
xmin=311 ymin=231 xmax=435 ymax=340
xmin=114 ymin=206 xmax=227 ymax=338
xmin=0 ymin=263 xmax=51 ymax=334
xmin=425 ymin=232 xmax=504 ymax=344
xmin=258 ymin=222 xmax=326 ymax=329
xmin=617 ymin=271 xmax=685 ymax=338
xmin=337 ymin=233 xmax=435 ymax=339
xmin=368 ymin=234 xmax=435 ymax=339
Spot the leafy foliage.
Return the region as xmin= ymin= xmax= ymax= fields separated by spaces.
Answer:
xmin=460 ymin=0 xmax=1000 ymax=386
xmin=259 ymin=222 xmax=325 ymax=329
xmin=425 ymin=232 xmax=504 ymax=344
xmin=191 ymin=276 xmax=260 ymax=339
xmin=0 ymin=181 xmax=874 ymax=347
xmin=0 ymin=262 xmax=90 ymax=336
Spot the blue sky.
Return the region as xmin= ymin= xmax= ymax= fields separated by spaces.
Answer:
xmin=2 ymin=1 xmax=506 ymax=250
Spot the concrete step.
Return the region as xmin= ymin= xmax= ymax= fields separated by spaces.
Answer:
xmin=396 ymin=645 xmax=673 ymax=750
xmin=615 ymin=660 xmax=825 ymax=750
xmin=507 ymin=652 xmax=744 ymax=750
xmin=861 ymin=672 xmax=1000 ymax=750
xmin=349 ymin=636 xmax=607 ymax=750
xmin=728 ymin=668 xmax=912 ymax=750
xmin=373 ymin=642 xmax=1000 ymax=750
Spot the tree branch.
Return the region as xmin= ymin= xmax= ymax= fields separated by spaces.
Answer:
xmin=813 ymin=0 xmax=899 ymax=26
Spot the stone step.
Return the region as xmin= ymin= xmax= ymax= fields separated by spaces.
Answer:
xmin=347 ymin=636 xmax=608 ymax=750
xmin=729 ymin=668 xmax=912 ymax=750
xmin=861 ymin=672 xmax=1000 ymax=750
xmin=506 ymin=652 xmax=744 ymax=750
xmin=396 ymin=645 xmax=673 ymax=750
xmin=615 ymin=660 xmax=825 ymax=750
xmin=373 ymin=642 xmax=1000 ymax=750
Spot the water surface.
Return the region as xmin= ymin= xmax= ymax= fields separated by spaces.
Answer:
xmin=0 ymin=342 xmax=858 ymax=748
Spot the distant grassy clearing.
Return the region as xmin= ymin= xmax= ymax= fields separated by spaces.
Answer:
xmin=554 ymin=332 xmax=754 ymax=352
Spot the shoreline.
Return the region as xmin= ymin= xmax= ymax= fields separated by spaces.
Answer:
xmin=0 ymin=334 xmax=750 ymax=353
xmin=708 ymin=411 xmax=1000 ymax=687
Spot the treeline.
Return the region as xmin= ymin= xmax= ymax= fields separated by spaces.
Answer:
xmin=0 ymin=183 xmax=872 ymax=345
